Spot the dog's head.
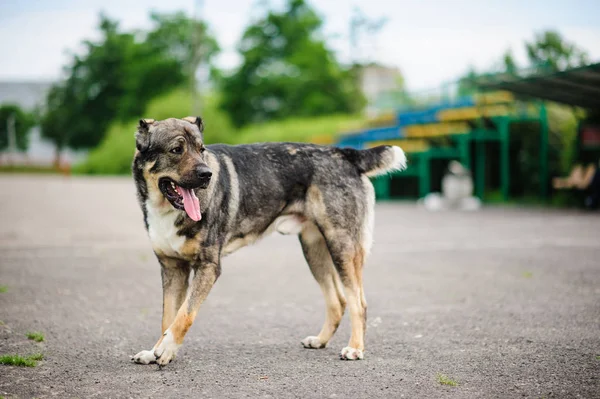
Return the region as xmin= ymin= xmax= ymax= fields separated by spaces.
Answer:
xmin=135 ymin=117 xmax=211 ymax=221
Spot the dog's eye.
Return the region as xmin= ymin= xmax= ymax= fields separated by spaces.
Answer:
xmin=200 ymin=147 xmax=206 ymax=153
xmin=170 ymin=146 xmax=183 ymax=154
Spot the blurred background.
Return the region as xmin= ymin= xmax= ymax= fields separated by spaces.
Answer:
xmin=1 ymin=0 xmax=600 ymax=208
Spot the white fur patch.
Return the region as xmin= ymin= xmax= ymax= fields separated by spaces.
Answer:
xmin=340 ymin=346 xmax=364 ymax=360
xmin=146 ymin=201 xmax=186 ymax=257
xmin=390 ymin=145 xmax=408 ymax=172
xmin=154 ymin=329 xmax=181 ymax=366
xmin=365 ymin=145 xmax=407 ymax=177
xmin=361 ymin=175 xmax=375 ymax=257
xmin=301 ymin=335 xmax=325 ymax=349
xmin=132 ymin=349 xmax=156 ymax=364
xmin=274 ymin=215 xmax=305 ymax=235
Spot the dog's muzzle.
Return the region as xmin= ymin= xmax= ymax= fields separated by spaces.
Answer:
xmin=195 ymin=165 xmax=212 ymax=188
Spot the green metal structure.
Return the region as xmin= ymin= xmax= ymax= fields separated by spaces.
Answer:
xmin=368 ymin=104 xmax=548 ymax=201
xmin=346 ymin=63 xmax=600 ymax=203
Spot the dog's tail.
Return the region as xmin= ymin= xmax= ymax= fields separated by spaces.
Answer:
xmin=342 ymin=145 xmax=407 ymax=177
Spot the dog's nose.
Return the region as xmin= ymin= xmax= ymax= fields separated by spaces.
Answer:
xmin=196 ymin=165 xmax=212 ymax=181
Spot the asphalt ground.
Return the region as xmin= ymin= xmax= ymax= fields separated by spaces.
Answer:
xmin=0 ymin=175 xmax=599 ymax=398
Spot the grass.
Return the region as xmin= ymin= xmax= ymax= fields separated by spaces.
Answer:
xmin=596 ymin=355 xmax=600 ymax=360
xmin=0 ymin=353 xmax=43 ymax=367
xmin=522 ymin=271 xmax=533 ymax=278
xmin=26 ymin=331 xmax=45 ymax=342
xmin=0 ymin=286 xmax=7 ymax=293
xmin=235 ymin=114 xmax=364 ymax=145
xmin=0 ymin=165 xmax=59 ymax=174
xmin=437 ymin=374 xmax=459 ymax=387
xmin=28 ymin=353 xmax=44 ymax=361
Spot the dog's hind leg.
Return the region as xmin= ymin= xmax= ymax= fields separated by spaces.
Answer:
xmin=299 ymin=223 xmax=347 ymax=349
xmin=323 ymin=233 xmax=368 ymax=361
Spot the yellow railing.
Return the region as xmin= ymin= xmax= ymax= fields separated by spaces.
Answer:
xmin=437 ymin=104 xmax=511 ymax=122
xmin=366 ymin=139 xmax=430 ymax=153
xmin=474 ymin=91 xmax=514 ymax=105
xmin=405 ymin=122 xmax=471 ymax=138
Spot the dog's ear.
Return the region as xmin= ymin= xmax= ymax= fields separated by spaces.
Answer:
xmin=135 ymin=119 xmax=154 ymax=153
xmin=182 ymin=116 xmax=204 ymax=133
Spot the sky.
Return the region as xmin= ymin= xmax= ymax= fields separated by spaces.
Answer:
xmin=1 ymin=0 xmax=600 ymax=91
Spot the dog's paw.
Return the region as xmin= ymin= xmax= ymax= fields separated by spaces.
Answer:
xmin=132 ymin=349 xmax=157 ymax=364
xmin=340 ymin=346 xmax=364 ymax=360
xmin=301 ymin=336 xmax=326 ymax=349
xmin=154 ymin=330 xmax=181 ymax=366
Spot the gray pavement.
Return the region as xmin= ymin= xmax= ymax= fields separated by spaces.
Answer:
xmin=0 ymin=175 xmax=599 ymax=398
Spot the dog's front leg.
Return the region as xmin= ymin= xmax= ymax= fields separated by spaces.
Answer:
xmin=133 ymin=257 xmax=190 ymax=364
xmin=153 ymin=254 xmax=221 ymax=366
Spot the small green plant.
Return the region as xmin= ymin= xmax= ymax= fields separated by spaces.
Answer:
xmin=26 ymin=332 xmax=45 ymax=342
xmin=0 ymin=286 xmax=8 ymax=293
xmin=596 ymin=355 xmax=600 ymax=360
xmin=437 ymin=374 xmax=458 ymax=387
xmin=28 ymin=353 xmax=44 ymax=361
xmin=0 ymin=353 xmax=43 ymax=367
xmin=522 ymin=271 xmax=533 ymax=278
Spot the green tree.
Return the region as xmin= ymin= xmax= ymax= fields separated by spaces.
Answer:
xmin=0 ymin=104 xmax=35 ymax=152
xmin=40 ymin=84 xmax=73 ymax=164
xmin=526 ymin=30 xmax=589 ymax=72
xmin=220 ymin=0 xmax=364 ymax=127
xmin=41 ymin=12 xmax=219 ymax=162
xmin=457 ymin=67 xmax=480 ymax=97
xmin=502 ymin=49 xmax=518 ymax=75
xmin=457 ymin=30 xmax=590 ymax=97
xmin=146 ymin=11 xmax=220 ymax=83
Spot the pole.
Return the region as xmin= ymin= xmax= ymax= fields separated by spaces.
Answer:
xmin=349 ymin=8 xmax=360 ymax=65
xmin=191 ymin=0 xmax=203 ymax=115
xmin=476 ymin=135 xmax=486 ymax=200
xmin=419 ymin=153 xmax=430 ymax=198
xmin=500 ymin=117 xmax=510 ymax=201
xmin=539 ymin=102 xmax=549 ymax=200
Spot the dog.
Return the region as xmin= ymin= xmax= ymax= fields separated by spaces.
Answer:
xmin=131 ymin=117 xmax=406 ymax=365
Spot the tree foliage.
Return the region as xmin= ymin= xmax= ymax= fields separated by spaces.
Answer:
xmin=0 ymin=104 xmax=35 ymax=152
xmin=146 ymin=11 xmax=220 ymax=83
xmin=41 ymin=13 xmax=218 ymax=154
xmin=525 ymin=30 xmax=589 ymax=73
xmin=457 ymin=30 xmax=590 ymax=96
xmin=220 ymin=0 xmax=364 ymax=127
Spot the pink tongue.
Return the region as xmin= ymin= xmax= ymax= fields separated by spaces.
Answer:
xmin=177 ymin=187 xmax=202 ymax=221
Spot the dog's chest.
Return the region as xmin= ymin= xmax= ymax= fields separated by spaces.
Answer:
xmin=145 ymin=202 xmax=186 ymax=257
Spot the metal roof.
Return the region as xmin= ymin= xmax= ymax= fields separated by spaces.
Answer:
xmin=478 ymin=63 xmax=600 ymax=110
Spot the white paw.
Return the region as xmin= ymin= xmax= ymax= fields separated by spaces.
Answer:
xmin=340 ymin=346 xmax=364 ymax=360
xmin=301 ymin=336 xmax=326 ymax=349
xmin=154 ymin=330 xmax=181 ymax=366
xmin=132 ymin=349 xmax=156 ymax=364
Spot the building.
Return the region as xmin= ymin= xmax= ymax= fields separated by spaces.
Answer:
xmin=359 ymin=64 xmax=404 ymax=117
